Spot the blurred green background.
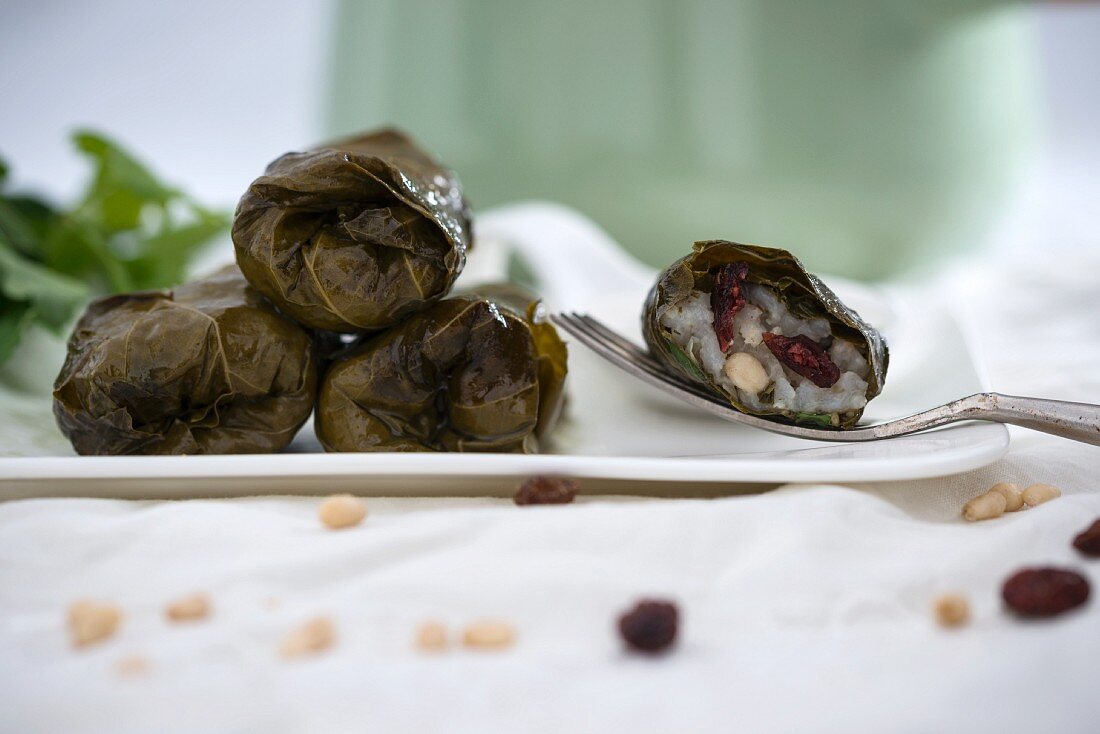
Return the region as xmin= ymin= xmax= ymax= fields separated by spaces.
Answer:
xmin=328 ymin=0 xmax=1036 ymax=279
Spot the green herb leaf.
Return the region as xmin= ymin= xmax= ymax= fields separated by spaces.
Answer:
xmin=124 ymin=210 xmax=231 ymax=289
xmin=0 ymin=297 xmax=34 ymax=364
xmin=665 ymin=339 xmax=709 ymax=384
xmin=0 ymin=198 xmax=48 ymax=259
xmin=43 ymin=217 xmax=134 ymax=292
xmin=0 ymin=157 xmax=59 ymax=260
xmin=73 ymin=130 xmax=177 ymax=221
xmin=64 ymin=130 xmax=227 ymax=291
xmin=0 ymin=133 xmax=228 ymax=367
xmin=793 ymin=411 xmax=837 ymax=428
xmin=0 ymin=234 xmax=89 ymax=333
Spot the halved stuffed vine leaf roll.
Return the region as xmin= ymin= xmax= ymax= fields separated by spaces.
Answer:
xmin=643 ymin=241 xmax=888 ymax=428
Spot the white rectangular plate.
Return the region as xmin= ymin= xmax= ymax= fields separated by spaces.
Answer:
xmin=0 ymin=204 xmax=1008 ymax=498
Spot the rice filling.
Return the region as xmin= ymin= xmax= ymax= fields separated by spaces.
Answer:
xmin=659 ymin=282 xmax=870 ymax=415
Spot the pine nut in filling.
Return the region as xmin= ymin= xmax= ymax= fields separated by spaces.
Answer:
xmin=723 ymin=352 xmax=770 ymax=395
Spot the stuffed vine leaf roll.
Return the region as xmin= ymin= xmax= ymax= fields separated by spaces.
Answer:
xmin=643 ymin=241 xmax=888 ymax=428
xmin=53 ymin=267 xmax=318 ymax=455
xmin=231 ymin=128 xmax=471 ymax=333
xmin=316 ymin=285 xmax=567 ymax=453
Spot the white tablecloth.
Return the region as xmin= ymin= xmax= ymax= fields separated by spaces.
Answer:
xmin=2 ymin=205 xmax=1099 ymax=734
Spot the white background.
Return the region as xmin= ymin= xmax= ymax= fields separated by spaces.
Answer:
xmin=0 ymin=0 xmax=333 ymax=206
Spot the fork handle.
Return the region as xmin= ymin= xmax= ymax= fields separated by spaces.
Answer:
xmin=973 ymin=393 xmax=1100 ymax=446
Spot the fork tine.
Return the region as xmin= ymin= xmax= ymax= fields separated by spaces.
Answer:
xmin=551 ymin=313 xmax=801 ymax=428
xmin=561 ymin=314 xmax=654 ymax=368
xmin=553 ymin=314 xmax=659 ymax=374
xmin=552 ymin=313 xmax=724 ymax=405
xmin=572 ymin=315 xmax=654 ymax=361
xmin=572 ymin=315 xmax=683 ymax=375
xmin=564 ymin=314 xmax=708 ymax=392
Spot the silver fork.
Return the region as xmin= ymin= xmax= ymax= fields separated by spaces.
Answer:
xmin=551 ymin=313 xmax=1100 ymax=446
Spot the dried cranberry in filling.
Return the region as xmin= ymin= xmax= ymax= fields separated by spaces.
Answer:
xmin=762 ymin=333 xmax=841 ymax=388
xmin=710 ymin=262 xmax=749 ymax=352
